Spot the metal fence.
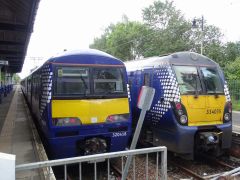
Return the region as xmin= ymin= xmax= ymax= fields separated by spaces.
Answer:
xmin=16 ymin=146 xmax=167 ymax=180
xmin=228 ymin=79 xmax=240 ymax=100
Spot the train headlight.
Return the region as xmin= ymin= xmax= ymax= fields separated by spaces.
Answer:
xmin=224 ymin=113 xmax=230 ymax=121
xmin=173 ymin=102 xmax=188 ymax=126
xmin=177 ymin=109 xmax=183 ymax=116
xmin=106 ymin=113 xmax=129 ymax=123
xmin=52 ymin=117 xmax=81 ymax=126
xmin=180 ymin=115 xmax=188 ymax=124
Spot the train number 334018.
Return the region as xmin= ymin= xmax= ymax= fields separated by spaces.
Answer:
xmin=206 ymin=109 xmax=221 ymax=114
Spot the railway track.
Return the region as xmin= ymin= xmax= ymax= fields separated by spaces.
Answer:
xmin=231 ymin=131 xmax=240 ymax=159
xmin=169 ymin=154 xmax=240 ymax=180
xmin=50 ymin=133 xmax=240 ymax=180
xmin=169 ymin=159 xmax=206 ymax=180
xmin=52 ymin=152 xmax=239 ymax=180
xmin=232 ymin=131 xmax=240 ymax=145
xmin=111 ymin=163 xmax=131 ymax=180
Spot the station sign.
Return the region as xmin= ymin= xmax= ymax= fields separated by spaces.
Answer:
xmin=137 ymin=86 xmax=155 ymax=110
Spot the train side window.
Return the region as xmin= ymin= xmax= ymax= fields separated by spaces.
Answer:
xmin=144 ymin=73 xmax=150 ymax=86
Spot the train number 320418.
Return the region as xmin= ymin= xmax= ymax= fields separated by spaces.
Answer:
xmin=206 ymin=109 xmax=221 ymax=114
xmin=112 ymin=132 xmax=127 ymax=137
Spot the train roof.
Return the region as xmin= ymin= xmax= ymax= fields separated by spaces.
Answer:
xmin=22 ymin=49 xmax=124 ymax=80
xmin=47 ymin=49 xmax=124 ymax=66
xmin=125 ymin=51 xmax=219 ymax=71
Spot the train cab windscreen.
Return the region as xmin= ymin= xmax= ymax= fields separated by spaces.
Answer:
xmin=173 ymin=66 xmax=202 ymax=95
xmin=55 ymin=67 xmax=90 ymax=95
xmin=93 ymin=68 xmax=125 ymax=94
xmin=173 ymin=66 xmax=224 ymax=95
xmin=54 ymin=66 xmax=126 ymax=97
xmin=200 ymin=67 xmax=224 ymax=94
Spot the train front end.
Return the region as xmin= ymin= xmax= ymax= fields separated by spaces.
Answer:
xmin=172 ymin=63 xmax=232 ymax=156
xmin=43 ymin=51 xmax=131 ymax=159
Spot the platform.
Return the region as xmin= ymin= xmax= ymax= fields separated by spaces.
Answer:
xmin=0 ymin=85 xmax=41 ymax=179
xmin=233 ymin=111 xmax=240 ymax=133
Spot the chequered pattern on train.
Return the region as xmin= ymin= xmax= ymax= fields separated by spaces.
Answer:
xmin=148 ymin=63 xmax=180 ymax=123
xmin=40 ymin=64 xmax=52 ymax=115
xmin=224 ymin=81 xmax=231 ymax=102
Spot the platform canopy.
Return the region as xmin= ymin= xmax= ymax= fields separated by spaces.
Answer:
xmin=0 ymin=0 xmax=40 ymax=73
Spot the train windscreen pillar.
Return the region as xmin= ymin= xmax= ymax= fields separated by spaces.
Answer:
xmin=122 ymin=86 xmax=155 ymax=180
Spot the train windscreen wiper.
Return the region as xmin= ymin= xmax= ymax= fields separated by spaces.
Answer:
xmin=80 ymin=76 xmax=88 ymax=96
xmin=212 ymin=87 xmax=219 ymax=98
xmin=193 ymin=74 xmax=199 ymax=98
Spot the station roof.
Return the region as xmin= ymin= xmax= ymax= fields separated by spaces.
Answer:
xmin=0 ymin=0 xmax=40 ymax=73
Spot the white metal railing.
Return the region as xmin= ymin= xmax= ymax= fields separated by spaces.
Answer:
xmin=16 ymin=146 xmax=167 ymax=180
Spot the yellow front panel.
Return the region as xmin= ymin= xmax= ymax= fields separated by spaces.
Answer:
xmin=181 ymin=95 xmax=226 ymax=126
xmin=52 ymin=98 xmax=129 ymax=124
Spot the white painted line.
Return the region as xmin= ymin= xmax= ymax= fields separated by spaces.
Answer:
xmin=233 ymin=125 xmax=240 ymax=129
xmin=233 ymin=111 xmax=240 ymax=114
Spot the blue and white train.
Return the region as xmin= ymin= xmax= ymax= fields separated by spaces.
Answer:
xmin=21 ymin=49 xmax=132 ymax=159
xmin=125 ymin=52 xmax=232 ymax=159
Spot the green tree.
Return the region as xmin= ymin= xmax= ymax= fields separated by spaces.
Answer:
xmin=203 ymin=42 xmax=225 ymax=67
xmin=142 ymin=0 xmax=225 ymax=58
xmin=224 ymin=41 xmax=240 ymax=62
xmin=141 ymin=0 xmax=192 ymax=56
xmin=191 ymin=24 xmax=223 ymax=56
xmin=90 ymin=0 xmax=225 ymax=63
xmin=90 ymin=18 xmax=151 ymax=61
xmin=90 ymin=23 xmax=115 ymax=53
xmin=224 ymin=57 xmax=240 ymax=80
xmin=142 ymin=0 xmax=183 ymax=29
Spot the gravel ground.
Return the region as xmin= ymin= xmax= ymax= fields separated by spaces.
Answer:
xmin=53 ymin=154 xmax=240 ymax=179
xmin=110 ymin=153 xmax=240 ymax=180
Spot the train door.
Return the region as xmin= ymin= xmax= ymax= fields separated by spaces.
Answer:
xmin=129 ymin=70 xmax=141 ymax=110
xmin=199 ymin=67 xmax=225 ymax=124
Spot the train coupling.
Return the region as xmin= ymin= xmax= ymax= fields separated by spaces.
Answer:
xmin=198 ymin=132 xmax=221 ymax=145
xmin=84 ymin=137 xmax=107 ymax=155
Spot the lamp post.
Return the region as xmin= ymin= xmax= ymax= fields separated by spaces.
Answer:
xmin=192 ymin=15 xmax=204 ymax=55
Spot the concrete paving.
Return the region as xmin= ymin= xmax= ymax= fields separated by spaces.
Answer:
xmin=0 ymin=85 xmax=41 ymax=179
xmin=0 ymin=87 xmax=15 ymax=133
xmin=233 ymin=111 xmax=240 ymax=133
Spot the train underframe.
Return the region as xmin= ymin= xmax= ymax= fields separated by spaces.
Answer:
xmin=43 ymin=124 xmax=131 ymax=159
xmin=139 ymin=123 xmax=232 ymax=160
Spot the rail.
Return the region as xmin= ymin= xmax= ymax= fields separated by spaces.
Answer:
xmin=232 ymin=131 xmax=240 ymax=145
xmin=16 ymin=146 xmax=167 ymax=180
